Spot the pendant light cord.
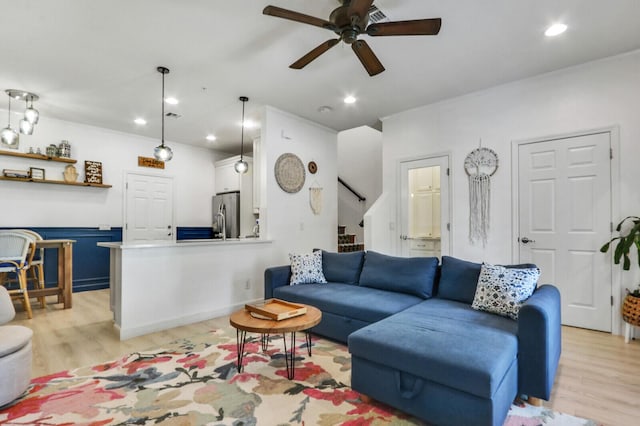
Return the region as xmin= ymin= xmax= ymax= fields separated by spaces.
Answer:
xmin=6 ymin=95 xmax=11 ymax=126
xmin=161 ymin=71 xmax=165 ymax=147
xmin=240 ymin=99 xmax=245 ymax=160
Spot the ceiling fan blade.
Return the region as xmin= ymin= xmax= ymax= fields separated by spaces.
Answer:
xmin=290 ymin=39 xmax=340 ymax=69
xmin=367 ymin=18 xmax=442 ymax=36
xmin=263 ymin=5 xmax=335 ymax=30
xmin=351 ymin=40 xmax=385 ymax=76
xmin=347 ymin=0 xmax=375 ymax=23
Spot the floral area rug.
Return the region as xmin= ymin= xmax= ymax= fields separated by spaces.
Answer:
xmin=0 ymin=328 xmax=598 ymax=425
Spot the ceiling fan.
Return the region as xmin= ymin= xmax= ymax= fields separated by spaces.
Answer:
xmin=263 ymin=0 xmax=441 ymax=76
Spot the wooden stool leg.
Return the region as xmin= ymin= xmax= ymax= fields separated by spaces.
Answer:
xmin=31 ymin=266 xmax=46 ymax=308
xmin=18 ymin=269 xmax=33 ymax=319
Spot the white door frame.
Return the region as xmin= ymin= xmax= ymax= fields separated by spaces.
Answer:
xmin=122 ymin=170 xmax=177 ymax=242
xmin=396 ymin=152 xmax=452 ymax=257
xmin=510 ymin=126 xmax=621 ymax=334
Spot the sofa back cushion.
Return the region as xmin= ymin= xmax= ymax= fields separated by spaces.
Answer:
xmin=438 ymin=256 xmax=538 ymax=304
xmin=437 ymin=256 xmax=482 ymax=304
xmin=322 ymin=250 xmax=365 ymax=284
xmin=358 ymin=251 xmax=439 ymax=299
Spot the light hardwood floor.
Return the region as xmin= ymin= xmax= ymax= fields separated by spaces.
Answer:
xmin=10 ymin=290 xmax=640 ymax=425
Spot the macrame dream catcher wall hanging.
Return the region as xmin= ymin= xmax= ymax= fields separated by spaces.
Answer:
xmin=464 ymin=146 xmax=498 ymax=246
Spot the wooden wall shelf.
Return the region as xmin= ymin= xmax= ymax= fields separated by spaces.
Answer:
xmin=0 ymin=176 xmax=111 ymax=188
xmin=0 ymin=150 xmax=77 ymax=164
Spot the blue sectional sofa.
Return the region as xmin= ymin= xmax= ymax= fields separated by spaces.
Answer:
xmin=264 ymin=250 xmax=561 ymax=426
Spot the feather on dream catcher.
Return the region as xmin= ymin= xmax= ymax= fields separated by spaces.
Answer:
xmin=464 ymin=146 xmax=498 ymax=246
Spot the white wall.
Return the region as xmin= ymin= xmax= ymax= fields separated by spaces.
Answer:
xmin=337 ymin=125 xmax=382 ymax=244
xmin=261 ymin=106 xmax=338 ymax=262
xmin=381 ymin=50 xmax=640 ymax=262
xmin=0 ymin=115 xmax=224 ymax=227
xmin=379 ymin=50 xmax=640 ymax=334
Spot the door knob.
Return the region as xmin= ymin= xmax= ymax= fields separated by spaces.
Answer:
xmin=520 ymin=237 xmax=535 ymax=244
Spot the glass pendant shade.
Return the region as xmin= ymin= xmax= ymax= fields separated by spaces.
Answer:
xmin=1 ymin=126 xmax=19 ymax=147
xmin=154 ymin=144 xmax=173 ymax=161
xmin=24 ymin=106 xmax=39 ymax=124
xmin=234 ymin=159 xmax=248 ymax=174
xmin=19 ymin=117 xmax=34 ymax=135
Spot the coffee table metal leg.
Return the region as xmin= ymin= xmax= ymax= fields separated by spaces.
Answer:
xmin=282 ymin=332 xmax=297 ymax=380
xmin=236 ymin=329 xmax=247 ymax=373
xmin=306 ymin=332 xmax=313 ymax=356
xmin=261 ymin=333 xmax=269 ymax=351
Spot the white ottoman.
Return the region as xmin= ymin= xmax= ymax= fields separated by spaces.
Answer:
xmin=0 ymin=324 xmax=32 ymax=407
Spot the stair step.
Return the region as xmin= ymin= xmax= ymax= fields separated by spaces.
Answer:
xmin=338 ymin=243 xmax=364 ymax=253
xmin=338 ymin=234 xmax=356 ymax=244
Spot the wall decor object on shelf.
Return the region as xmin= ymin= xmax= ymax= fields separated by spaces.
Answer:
xmin=63 ymin=164 xmax=78 ymax=182
xmin=308 ymin=161 xmax=318 ymax=174
xmin=30 ymin=167 xmax=45 ymax=180
xmin=464 ymin=145 xmax=498 ymax=247
xmin=274 ymin=152 xmax=305 ymax=193
xmin=85 ymin=160 xmax=103 ymax=184
xmin=138 ymin=156 xmax=165 ymax=169
xmin=58 ymin=140 xmax=71 ymax=158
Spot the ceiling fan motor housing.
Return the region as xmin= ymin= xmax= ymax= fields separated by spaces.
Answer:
xmin=330 ymin=4 xmax=369 ymax=43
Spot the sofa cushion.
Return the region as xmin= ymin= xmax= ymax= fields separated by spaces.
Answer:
xmin=348 ymin=299 xmax=518 ymax=399
xmin=322 ymin=250 xmax=365 ymax=284
xmin=437 ymin=256 xmax=482 ymax=304
xmin=274 ymin=283 xmax=422 ymax=324
xmin=472 ymin=263 xmax=540 ymax=319
xmin=358 ymin=251 xmax=439 ymax=299
xmin=289 ymin=251 xmax=327 ymax=285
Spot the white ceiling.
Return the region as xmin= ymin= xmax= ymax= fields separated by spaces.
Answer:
xmin=1 ymin=0 xmax=639 ymax=154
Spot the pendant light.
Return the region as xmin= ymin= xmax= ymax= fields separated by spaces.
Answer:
xmin=0 ymin=94 xmax=19 ymax=148
xmin=24 ymin=96 xmax=39 ymax=125
xmin=153 ymin=66 xmax=173 ymax=162
xmin=19 ymin=99 xmax=34 ymax=135
xmin=234 ymin=96 xmax=249 ymax=174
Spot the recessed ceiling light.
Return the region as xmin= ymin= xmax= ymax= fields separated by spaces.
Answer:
xmin=344 ymin=95 xmax=357 ymax=104
xmin=206 ymin=134 xmax=217 ymax=141
xmin=164 ymin=97 xmax=179 ymax=105
xmin=545 ymin=23 xmax=567 ymax=37
xmin=134 ymin=118 xmax=147 ymax=125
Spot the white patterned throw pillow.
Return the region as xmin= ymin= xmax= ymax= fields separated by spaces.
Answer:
xmin=471 ymin=263 xmax=540 ymax=319
xmin=289 ymin=251 xmax=327 ymax=285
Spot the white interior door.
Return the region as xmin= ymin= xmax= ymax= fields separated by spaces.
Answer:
xmin=125 ymin=173 xmax=175 ymax=242
xmin=517 ymin=132 xmax=611 ymax=331
xmin=400 ymin=155 xmax=450 ymax=258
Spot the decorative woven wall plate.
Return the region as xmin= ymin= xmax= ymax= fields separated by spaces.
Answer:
xmin=275 ymin=153 xmax=305 ymax=193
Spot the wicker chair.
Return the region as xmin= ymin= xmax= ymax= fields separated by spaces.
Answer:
xmin=0 ymin=231 xmax=34 ymax=319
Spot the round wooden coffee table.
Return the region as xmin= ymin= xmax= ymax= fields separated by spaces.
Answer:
xmin=229 ymin=304 xmax=322 ymax=379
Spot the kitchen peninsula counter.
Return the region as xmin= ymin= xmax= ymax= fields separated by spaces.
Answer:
xmin=98 ymin=238 xmax=275 ymax=340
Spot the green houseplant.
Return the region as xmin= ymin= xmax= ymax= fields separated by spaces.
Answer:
xmin=601 ymin=215 xmax=640 ymax=325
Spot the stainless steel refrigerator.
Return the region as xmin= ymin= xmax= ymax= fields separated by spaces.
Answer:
xmin=212 ymin=191 xmax=240 ymax=239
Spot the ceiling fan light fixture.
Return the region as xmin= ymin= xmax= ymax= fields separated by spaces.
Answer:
xmin=165 ymin=97 xmax=179 ymax=105
xmin=235 ymin=96 xmax=249 ymax=174
xmin=153 ymin=66 xmax=174 ymax=162
xmin=545 ymin=23 xmax=567 ymax=37
xmin=134 ymin=118 xmax=147 ymax=125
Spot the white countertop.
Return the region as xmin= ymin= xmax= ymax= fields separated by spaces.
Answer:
xmin=98 ymin=238 xmax=272 ymax=249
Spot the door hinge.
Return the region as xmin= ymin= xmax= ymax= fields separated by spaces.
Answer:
xmin=611 ymin=295 xmax=614 ymax=306
xmin=125 ymin=223 xmax=128 ymax=230
xmin=126 ymin=182 xmax=129 ymax=190
xmin=446 ymin=168 xmax=450 ymax=176
xmin=611 ymin=222 xmax=614 ymax=232
xmin=447 ymin=223 xmax=451 ymax=231
xmin=610 ymin=148 xmax=613 ymax=159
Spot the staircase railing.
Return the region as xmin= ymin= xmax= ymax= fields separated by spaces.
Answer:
xmin=338 ymin=177 xmax=366 ymax=202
